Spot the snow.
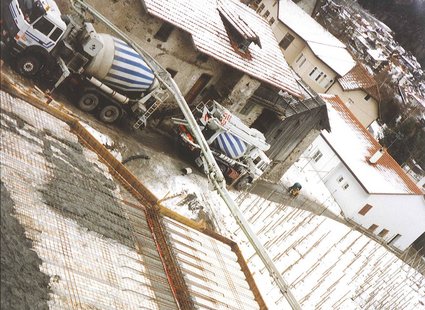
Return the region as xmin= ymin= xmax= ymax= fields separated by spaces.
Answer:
xmin=128 ymin=138 xmax=425 ymax=309
xmin=278 ymin=0 xmax=356 ymax=76
xmin=281 ymin=155 xmax=343 ymax=217
xmin=81 ymin=122 xmax=123 ymax=162
xmin=367 ymin=120 xmax=384 ymax=140
xmin=74 ymin=103 xmax=424 ymax=309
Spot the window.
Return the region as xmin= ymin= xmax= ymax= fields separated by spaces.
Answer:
xmin=269 ymin=17 xmax=275 ymax=25
xmin=358 ymin=204 xmax=373 ymax=216
xmin=312 ymin=150 xmax=322 ymax=162
xmin=342 ymin=183 xmax=349 ymax=190
xmin=296 ymin=54 xmax=303 ymax=63
xmin=309 ymin=67 xmax=318 ymax=76
xmin=154 ymin=22 xmax=174 ymax=42
xmin=388 ymin=234 xmax=401 ymax=246
xmin=49 ymin=27 xmax=63 ymax=42
xmin=337 ymin=176 xmax=344 ymax=183
xmin=364 ymin=94 xmax=371 ymax=101
xmin=279 ymin=33 xmax=295 ymax=50
xmin=263 ymin=10 xmax=270 ymax=18
xmin=33 ymin=17 xmax=54 ymax=36
xmin=256 ymin=3 xmax=265 ymax=13
xmin=296 ymin=54 xmax=306 ymax=68
xmin=324 ymin=79 xmax=334 ymax=89
xmin=319 ymin=74 xmax=327 ymax=84
xmin=196 ymin=53 xmax=209 ymax=63
xmin=378 ymin=229 xmax=389 ymax=238
xmin=368 ymin=224 xmax=378 ymax=232
xmin=166 ymin=68 xmax=177 ymax=78
xmin=315 ymin=72 xmax=324 ymax=82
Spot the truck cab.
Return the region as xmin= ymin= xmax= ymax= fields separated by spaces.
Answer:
xmin=2 ymin=0 xmax=66 ymax=76
xmin=3 ymin=0 xmax=66 ymax=52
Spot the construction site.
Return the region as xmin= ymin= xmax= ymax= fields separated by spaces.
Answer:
xmin=1 ymin=0 xmax=425 ymax=309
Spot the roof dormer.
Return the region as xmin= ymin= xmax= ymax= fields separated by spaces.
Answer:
xmin=217 ymin=0 xmax=261 ymax=56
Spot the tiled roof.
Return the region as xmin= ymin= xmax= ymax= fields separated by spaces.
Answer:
xmin=320 ymin=94 xmax=422 ymax=195
xmin=278 ymin=0 xmax=356 ymax=76
xmin=141 ymin=0 xmax=302 ymax=97
xmin=338 ymin=64 xmax=380 ymax=100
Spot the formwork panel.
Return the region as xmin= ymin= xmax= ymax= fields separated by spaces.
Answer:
xmin=0 ymin=91 xmax=178 ymax=310
xmin=163 ymin=217 xmax=261 ymax=310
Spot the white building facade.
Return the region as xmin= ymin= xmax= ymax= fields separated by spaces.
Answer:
xmin=306 ymin=95 xmax=425 ymax=251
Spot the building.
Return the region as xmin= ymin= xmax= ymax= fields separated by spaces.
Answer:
xmin=274 ymin=0 xmax=356 ymax=94
xmin=244 ymin=0 xmax=380 ymax=127
xmin=327 ymin=63 xmax=380 ymax=127
xmin=306 ymin=94 xmax=425 ymax=251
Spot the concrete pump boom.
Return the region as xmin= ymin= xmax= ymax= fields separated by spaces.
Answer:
xmin=69 ymin=1 xmax=301 ymax=308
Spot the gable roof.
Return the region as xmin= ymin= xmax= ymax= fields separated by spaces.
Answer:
xmin=338 ymin=64 xmax=380 ymax=100
xmin=320 ymin=94 xmax=422 ymax=195
xmin=141 ymin=0 xmax=302 ymax=97
xmin=278 ymin=0 xmax=356 ymax=76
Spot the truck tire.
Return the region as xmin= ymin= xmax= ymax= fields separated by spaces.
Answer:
xmin=78 ymin=92 xmax=100 ymax=112
xmin=98 ymin=105 xmax=121 ymax=124
xmin=234 ymin=175 xmax=252 ymax=191
xmin=16 ymin=54 xmax=40 ymax=77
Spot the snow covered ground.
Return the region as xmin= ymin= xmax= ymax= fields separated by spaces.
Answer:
xmin=83 ymin=122 xmax=425 ymax=309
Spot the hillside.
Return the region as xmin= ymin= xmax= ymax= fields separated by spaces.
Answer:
xmin=358 ymin=0 xmax=425 ymax=68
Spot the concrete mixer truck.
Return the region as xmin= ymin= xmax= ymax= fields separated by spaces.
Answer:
xmin=174 ymin=101 xmax=271 ymax=190
xmin=1 ymin=0 xmax=166 ymax=125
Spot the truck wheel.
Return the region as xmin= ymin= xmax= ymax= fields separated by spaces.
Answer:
xmin=17 ymin=55 xmax=40 ymax=77
xmin=98 ymin=105 xmax=121 ymax=124
xmin=235 ymin=175 xmax=252 ymax=191
xmin=78 ymin=92 xmax=99 ymax=112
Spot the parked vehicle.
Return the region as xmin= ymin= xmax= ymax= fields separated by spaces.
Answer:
xmin=1 ymin=0 xmax=166 ymax=125
xmin=174 ymin=101 xmax=271 ymax=189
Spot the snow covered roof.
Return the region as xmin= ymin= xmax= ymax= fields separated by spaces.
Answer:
xmin=141 ymin=0 xmax=302 ymax=97
xmin=320 ymin=94 xmax=422 ymax=195
xmin=278 ymin=0 xmax=356 ymax=76
xmin=338 ymin=64 xmax=380 ymax=100
xmin=367 ymin=48 xmax=387 ymax=61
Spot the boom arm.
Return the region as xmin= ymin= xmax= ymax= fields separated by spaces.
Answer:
xmin=203 ymin=102 xmax=270 ymax=152
xmin=69 ymin=1 xmax=301 ymax=308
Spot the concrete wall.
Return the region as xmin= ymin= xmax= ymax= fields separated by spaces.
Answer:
xmin=224 ymin=75 xmax=263 ymax=126
xmin=328 ymin=83 xmax=379 ymax=128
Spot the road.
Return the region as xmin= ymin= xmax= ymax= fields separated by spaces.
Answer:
xmin=250 ymin=180 xmax=346 ymax=223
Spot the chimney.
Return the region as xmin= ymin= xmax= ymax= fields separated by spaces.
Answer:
xmin=369 ymin=147 xmax=385 ymax=164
